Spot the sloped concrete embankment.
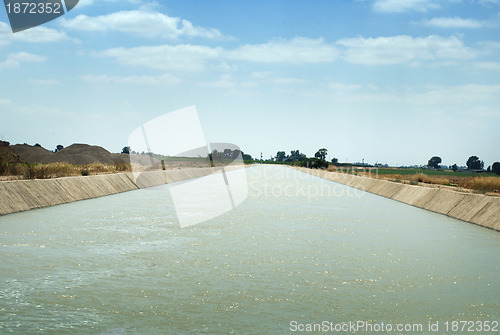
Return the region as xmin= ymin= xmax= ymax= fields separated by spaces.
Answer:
xmin=0 ymin=167 xmax=221 ymax=216
xmin=294 ymin=167 xmax=500 ymax=232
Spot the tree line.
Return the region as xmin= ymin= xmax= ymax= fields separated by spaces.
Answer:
xmin=427 ymin=155 xmax=500 ymax=175
xmin=272 ymin=148 xmax=334 ymax=169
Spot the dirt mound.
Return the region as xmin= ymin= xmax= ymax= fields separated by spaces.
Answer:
xmin=110 ymin=153 xmax=131 ymax=164
xmin=0 ymin=141 xmax=22 ymax=161
xmin=57 ymin=144 xmax=115 ymax=165
xmin=10 ymin=144 xmax=55 ymax=164
xmin=10 ymin=143 xmax=125 ymax=165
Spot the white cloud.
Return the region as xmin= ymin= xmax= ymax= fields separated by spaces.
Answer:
xmin=198 ymin=74 xmax=260 ymax=96
xmin=98 ymin=37 xmax=339 ymax=72
xmin=0 ymin=21 xmax=70 ymax=46
xmin=317 ymin=82 xmax=500 ymax=108
xmin=200 ymin=73 xmax=309 ymax=89
xmin=373 ymin=0 xmax=441 ymax=12
xmin=99 ymin=44 xmax=222 ymax=71
xmin=422 ymin=17 xmax=485 ymax=28
xmin=328 ymin=81 xmax=363 ymax=90
xmin=475 ymin=61 xmax=500 ymax=70
xmin=27 ymin=78 xmax=59 ymax=86
xmin=199 ymin=74 xmax=235 ymax=88
xmin=97 ymin=34 xmax=475 ymax=73
xmin=337 ymin=35 xmax=474 ymax=65
xmin=60 ymin=10 xmax=223 ymax=39
xmin=250 ymin=71 xmax=273 ymax=79
xmin=0 ymin=52 xmax=46 ymax=70
xmin=82 ymin=73 xmax=180 ymax=85
xmin=408 ymin=84 xmax=500 ymax=105
xmin=226 ymin=37 xmax=339 ymax=63
xmin=477 ymin=0 xmax=500 ymax=6
xmin=273 ymin=78 xmax=309 ymax=84
xmin=76 ymin=0 xmax=146 ymax=6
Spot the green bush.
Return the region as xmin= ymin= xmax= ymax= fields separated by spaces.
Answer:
xmin=298 ymin=158 xmax=329 ymax=169
xmin=492 ymin=162 xmax=500 ymax=175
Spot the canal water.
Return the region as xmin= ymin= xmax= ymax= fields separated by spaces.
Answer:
xmin=0 ymin=166 xmax=499 ymax=334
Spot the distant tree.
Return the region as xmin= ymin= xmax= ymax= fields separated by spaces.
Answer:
xmin=487 ymin=166 xmax=491 ymax=172
xmin=209 ymin=149 xmax=223 ymax=162
xmin=427 ymin=156 xmax=442 ymax=169
xmin=466 ymin=156 xmax=484 ymax=170
xmin=121 ymin=146 xmax=130 ymax=154
xmin=232 ymin=149 xmax=241 ymax=159
xmin=315 ymin=148 xmax=328 ymax=161
xmin=492 ymin=162 xmax=500 ymax=175
xmin=288 ymin=150 xmax=298 ymax=161
xmin=223 ymin=148 xmax=232 ymax=159
xmin=451 ymin=164 xmax=458 ymax=172
xmin=287 ymin=150 xmax=306 ymax=162
xmin=302 ymin=157 xmax=329 ymax=169
xmin=55 ymin=144 xmax=64 ymax=152
xmin=331 ymin=158 xmax=339 ymax=165
xmin=34 ymin=143 xmax=41 ymax=147
xmin=276 ymin=151 xmax=287 ymax=162
xmin=221 ymin=148 xmax=240 ymax=160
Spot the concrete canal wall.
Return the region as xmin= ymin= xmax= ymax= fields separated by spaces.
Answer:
xmin=0 ymin=167 xmax=220 ymax=216
xmin=294 ymin=167 xmax=500 ymax=232
xmin=2 ymin=165 xmax=499 ymax=232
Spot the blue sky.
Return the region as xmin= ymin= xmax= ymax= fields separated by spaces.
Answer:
xmin=1 ymin=0 xmax=500 ymax=166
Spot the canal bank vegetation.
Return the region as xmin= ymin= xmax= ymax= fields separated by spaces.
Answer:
xmin=0 ymin=161 xmax=132 ymax=180
xmin=0 ymin=140 xmax=133 ymax=180
xmin=354 ymin=169 xmax=500 ymax=195
xmin=3 ymin=140 xmax=500 ymax=194
xmin=248 ymin=148 xmax=500 ymax=195
xmin=1 ymin=140 xmax=247 ymax=180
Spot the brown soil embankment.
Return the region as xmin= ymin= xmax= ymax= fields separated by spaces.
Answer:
xmin=295 ymin=167 xmax=500 ymax=232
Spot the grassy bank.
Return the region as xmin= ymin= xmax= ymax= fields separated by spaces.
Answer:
xmin=326 ymin=166 xmax=500 ymax=194
xmin=0 ymin=162 xmax=131 ymax=180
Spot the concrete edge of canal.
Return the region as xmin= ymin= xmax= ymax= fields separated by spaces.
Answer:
xmin=0 ymin=167 xmax=239 ymax=216
xmin=294 ymin=167 xmax=500 ymax=232
xmin=2 ymin=164 xmax=499 ymax=233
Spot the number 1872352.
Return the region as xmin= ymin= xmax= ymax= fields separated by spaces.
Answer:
xmin=5 ymin=2 xmax=62 ymax=14
xmin=444 ymin=320 xmax=499 ymax=332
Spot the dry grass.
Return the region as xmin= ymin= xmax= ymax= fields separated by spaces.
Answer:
xmin=408 ymin=173 xmax=451 ymax=186
xmin=461 ymin=176 xmax=500 ymax=193
xmin=328 ymin=167 xmax=500 ymax=195
xmin=370 ymin=172 xmax=451 ymax=186
xmin=0 ymin=162 xmax=132 ymax=179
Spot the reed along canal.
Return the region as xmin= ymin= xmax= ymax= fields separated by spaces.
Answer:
xmin=1 ymin=166 xmax=499 ymax=334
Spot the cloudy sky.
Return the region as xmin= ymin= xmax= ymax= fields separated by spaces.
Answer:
xmin=1 ymin=0 xmax=499 ymax=166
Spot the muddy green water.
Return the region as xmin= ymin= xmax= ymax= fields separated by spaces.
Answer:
xmin=0 ymin=166 xmax=499 ymax=334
